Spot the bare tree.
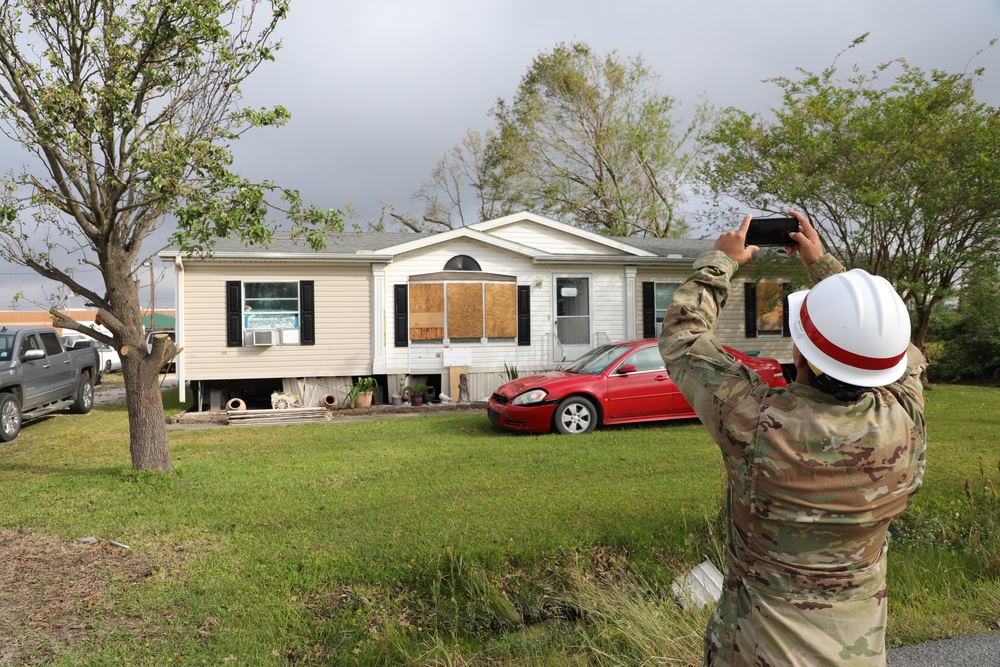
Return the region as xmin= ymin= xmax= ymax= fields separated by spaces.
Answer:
xmin=411 ymin=129 xmax=513 ymax=230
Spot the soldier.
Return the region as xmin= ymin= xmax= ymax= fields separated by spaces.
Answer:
xmin=658 ymin=212 xmax=926 ymax=666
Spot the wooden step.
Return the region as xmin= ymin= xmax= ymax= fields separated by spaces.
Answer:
xmin=226 ymin=407 xmax=331 ymax=426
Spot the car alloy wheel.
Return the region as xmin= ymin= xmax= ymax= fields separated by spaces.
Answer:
xmin=554 ymin=396 xmax=597 ymax=435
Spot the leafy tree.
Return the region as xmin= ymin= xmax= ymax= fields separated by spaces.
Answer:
xmin=414 ymin=42 xmax=708 ymax=237
xmin=926 ymin=262 xmax=1000 ymax=383
xmin=0 ymin=0 xmax=342 ymax=471
xmin=699 ymin=36 xmax=1000 ymax=348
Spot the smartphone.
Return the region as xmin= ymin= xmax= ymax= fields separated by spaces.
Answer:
xmin=746 ymin=217 xmax=799 ymax=247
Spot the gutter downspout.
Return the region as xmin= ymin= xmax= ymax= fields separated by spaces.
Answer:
xmin=174 ymin=255 xmax=185 ymax=403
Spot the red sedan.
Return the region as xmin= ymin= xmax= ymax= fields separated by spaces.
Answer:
xmin=487 ymin=339 xmax=787 ymax=435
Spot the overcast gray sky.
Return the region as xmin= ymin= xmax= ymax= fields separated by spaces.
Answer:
xmin=2 ymin=0 xmax=999 ymax=310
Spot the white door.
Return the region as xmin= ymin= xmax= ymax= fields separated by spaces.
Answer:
xmin=554 ymin=276 xmax=591 ymax=361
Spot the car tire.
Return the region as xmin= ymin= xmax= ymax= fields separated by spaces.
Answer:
xmin=554 ymin=396 xmax=598 ymax=435
xmin=70 ymin=374 xmax=94 ymax=414
xmin=0 ymin=393 xmax=22 ymax=442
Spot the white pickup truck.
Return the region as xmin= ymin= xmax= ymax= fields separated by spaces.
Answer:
xmin=0 ymin=326 xmax=101 ymax=442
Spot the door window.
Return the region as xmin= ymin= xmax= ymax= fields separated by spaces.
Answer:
xmin=20 ymin=334 xmax=41 ymax=356
xmin=556 ymin=277 xmax=590 ymax=345
xmin=622 ymin=346 xmax=666 ymax=372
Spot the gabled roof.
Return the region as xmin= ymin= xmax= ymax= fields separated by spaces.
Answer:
xmin=469 ymin=211 xmax=658 ymax=257
xmin=609 ymin=236 xmax=715 ymax=260
xmin=373 ymin=224 xmax=547 ymax=259
xmin=158 ymin=212 xmax=717 ymax=266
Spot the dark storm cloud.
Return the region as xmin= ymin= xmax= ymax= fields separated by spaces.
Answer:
xmin=2 ymin=0 xmax=998 ymax=306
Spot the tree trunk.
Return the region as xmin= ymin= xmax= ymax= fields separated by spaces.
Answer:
xmin=104 ymin=255 xmax=175 ymax=474
xmin=120 ymin=351 xmax=174 ymax=472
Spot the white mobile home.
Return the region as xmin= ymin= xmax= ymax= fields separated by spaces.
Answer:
xmin=161 ymin=212 xmax=796 ymax=410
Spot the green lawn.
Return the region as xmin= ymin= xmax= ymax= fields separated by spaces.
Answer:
xmin=0 ymin=383 xmax=997 ymax=665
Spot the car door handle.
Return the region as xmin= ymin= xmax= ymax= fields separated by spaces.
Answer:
xmin=653 ymin=374 xmax=670 ymax=382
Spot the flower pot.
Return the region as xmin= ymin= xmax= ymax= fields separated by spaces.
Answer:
xmin=410 ymin=394 xmax=424 ymax=407
xmin=320 ymin=394 xmax=338 ymax=410
xmin=354 ymin=391 xmax=373 ymax=409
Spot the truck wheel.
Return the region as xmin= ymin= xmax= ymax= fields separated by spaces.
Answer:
xmin=70 ymin=374 xmax=94 ymax=414
xmin=0 ymin=393 xmax=21 ymax=442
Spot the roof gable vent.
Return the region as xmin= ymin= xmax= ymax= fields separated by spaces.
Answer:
xmin=444 ymin=254 xmax=481 ymax=271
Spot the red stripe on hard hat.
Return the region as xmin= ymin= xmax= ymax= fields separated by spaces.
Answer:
xmin=800 ymin=294 xmax=906 ymax=371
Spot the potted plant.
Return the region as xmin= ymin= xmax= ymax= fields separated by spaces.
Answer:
xmin=351 ymin=377 xmax=378 ymax=409
xmin=403 ymin=383 xmax=430 ymax=407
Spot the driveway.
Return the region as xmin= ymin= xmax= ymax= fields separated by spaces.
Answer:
xmin=887 ymin=634 xmax=1000 ymax=665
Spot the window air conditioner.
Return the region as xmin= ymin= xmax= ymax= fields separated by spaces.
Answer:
xmin=251 ymin=329 xmax=277 ymax=346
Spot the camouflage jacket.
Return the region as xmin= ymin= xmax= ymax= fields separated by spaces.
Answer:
xmin=659 ymin=251 xmax=927 ymax=667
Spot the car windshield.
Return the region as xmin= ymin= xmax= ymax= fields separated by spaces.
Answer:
xmin=563 ymin=343 xmax=635 ymax=375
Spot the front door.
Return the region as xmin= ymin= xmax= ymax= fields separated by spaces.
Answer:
xmin=554 ymin=277 xmax=591 ymax=362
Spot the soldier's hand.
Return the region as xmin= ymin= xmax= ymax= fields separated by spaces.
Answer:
xmin=714 ymin=214 xmax=758 ymax=266
xmin=787 ymin=211 xmax=823 ymax=268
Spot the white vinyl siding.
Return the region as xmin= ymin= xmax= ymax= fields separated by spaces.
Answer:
xmin=485 ymin=220 xmax=628 ymax=255
xmin=182 ymin=262 xmax=372 ymax=381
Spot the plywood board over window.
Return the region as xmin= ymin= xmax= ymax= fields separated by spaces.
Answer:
xmin=447 ymin=283 xmax=484 ymax=339
xmin=485 ymin=283 xmax=517 ymax=338
xmin=756 ymin=282 xmax=785 ymax=335
xmin=409 ymin=283 xmax=444 ymax=340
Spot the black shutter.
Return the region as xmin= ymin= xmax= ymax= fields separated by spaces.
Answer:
xmin=394 ymin=284 xmax=408 ymax=347
xmin=782 ymin=283 xmax=792 ymax=337
xmin=744 ymin=283 xmax=758 ymax=338
xmin=642 ymin=282 xmax=655 ymax=338
xmin=300 ymin=281 xmax=315 ymax=345
xmin=226 ymin=281 xmax=243 ymax=347
xmin=517 ymin=285 xmax=531 ymax=346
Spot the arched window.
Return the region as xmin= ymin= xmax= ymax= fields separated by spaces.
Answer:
xmin=443 ymin=255 xmax=481 ymax=271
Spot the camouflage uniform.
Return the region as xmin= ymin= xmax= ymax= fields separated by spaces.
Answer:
xmin=658 ymin=251 xmax=926 ymax=667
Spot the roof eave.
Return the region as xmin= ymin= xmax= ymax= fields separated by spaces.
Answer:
xmin=532 ymin=254 xmax=695 ymax=265
xmin=158 ymin=250 xmax=394 ymax=263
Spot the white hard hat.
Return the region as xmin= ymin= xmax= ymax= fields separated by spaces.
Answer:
xmin=787 ymin=269 xmax=910 ymax=387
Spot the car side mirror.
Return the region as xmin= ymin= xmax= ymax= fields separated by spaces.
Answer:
xmin=22 ymin=349 xmax=45 ymax=361
xmin=616 ymin=364 xmax=637 ymax=375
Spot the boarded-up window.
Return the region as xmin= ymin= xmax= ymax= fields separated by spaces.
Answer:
xmin=756 ymin=282 xmax=785 ymax=335
xmin=447 ymin=283 xmax=484 ymax=339
xmin=745 ymin=282 xmax=791 ymax=338
xmin=405 ymin=279 xmax=520 ymax=342
xmin=485 ymin=283 xmax=517 ymax=338
xmin=409 ymin=283 xmax=445 ymax=340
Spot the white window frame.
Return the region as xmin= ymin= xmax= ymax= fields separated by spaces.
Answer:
xmin=242 ymin=280 xmax=302 ymax=346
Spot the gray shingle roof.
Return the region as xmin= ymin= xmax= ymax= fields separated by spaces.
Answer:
xmin=608 ymin=236 xmax=714 ymax=259
xmin=168 ymin=231 xmax=432 ymax=256
xmin=163 ymin=229 xmax=715 ymax=263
